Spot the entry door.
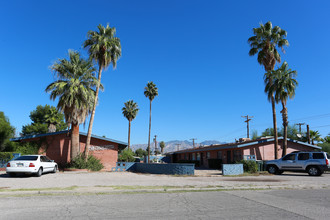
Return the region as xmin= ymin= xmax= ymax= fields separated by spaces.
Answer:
xmin=227 ymin=151 xmax=232 ymax=164
xmin=200 ymin=153 xmax=204 ymax=166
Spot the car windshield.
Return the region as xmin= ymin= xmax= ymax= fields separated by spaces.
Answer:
xmin=14 ymin=156 xmax=38 ymax=161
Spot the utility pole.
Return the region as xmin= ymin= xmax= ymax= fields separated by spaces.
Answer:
xmin=175 ymin=144 xmax=181 ymax=151
xmin=241 ymin=115 xmax=253 ymax=138
xmin=154 ymin=135 xmax=158 ymax=155
xmin=295 ymin=123 xmax=305 ymax=134
xmin=190 ymin=138 xmax=197 ymax=147
xmin=307 ymin=125 xmax=310 ymax=144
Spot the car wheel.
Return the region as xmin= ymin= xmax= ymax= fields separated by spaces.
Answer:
xmin=52 ymin=165 xmax=57 ymax=173
xmin=267 ymin=165 xmax=278 ymax=174
xmin=307 ymin=166 xmax=321 ymax=176
xmin=36 ymin=168 xmax=43 ymax=177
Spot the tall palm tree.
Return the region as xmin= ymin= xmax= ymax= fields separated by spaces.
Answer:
xmin=122 ymin=100 xmax=139 ymax=149
xmin=265 ymin=62 xmax=298 ymax=157
xmin=83 ymin=24 xmax=122 ymax=158
xmin=144 ymin=82 xmax=158 ymax=163
xmin=45 ymin=51 xmax=99 ymax=160
xmin=248 ymin=21 xmax=289 ymax=159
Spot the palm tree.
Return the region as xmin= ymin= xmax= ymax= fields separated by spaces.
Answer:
xmin=144 ymin=81 xmax=158 ymax=163
xmin=248 ymin=21 xmax=289 ymax=159
xmin=309 ymin=130 xmax=321 ymax=145
xmin=83 ymin=24 xmax=122 ymax=158
xmin=45 ymin=51 xmax=99 ymax=160
xmin=265 ymin=62 xmax=298 ymax=157
xmin=159 ymin=141 xmax=165 ymax=154
xmin=122 ymin=100 xmax=139 ymax=149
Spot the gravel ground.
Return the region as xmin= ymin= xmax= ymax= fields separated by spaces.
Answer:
xmin=1 ymin=170 xmax=330 ymax=190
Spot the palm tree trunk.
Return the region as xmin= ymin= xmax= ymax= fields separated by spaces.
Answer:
xmin=147 ymin=100 xmax=152 ymax=163
xmin=128 ymin=120 xmax=131 ymax=150
xmin=71 ymin=123 xmax=80 ymax=160
xmin=84 ymin=66 xmax=102 ymax=160
xmin=271 ymin=95 xmax=279 ymax=159
xmin=281 ymin=101 xmax=288 ymax=157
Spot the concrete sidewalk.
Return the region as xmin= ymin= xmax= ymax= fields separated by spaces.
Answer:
xmin=1 ymin=170 xmax=330 ymax=196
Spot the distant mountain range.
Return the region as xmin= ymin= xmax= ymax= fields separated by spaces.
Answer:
xmin=131 ymin=140 xmax=225 ymax=153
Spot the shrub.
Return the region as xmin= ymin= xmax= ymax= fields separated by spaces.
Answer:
xmin=67 ymin=154 xmax=104 ymax=171
xmin=0 ymin=152 xmax=14 ymax=161
xmin=14 ymin=142 xmax=39 ymax=155
xmin=118 ymin=148 xmax=135 ymax=162
xmin=237 ymin=160 xmax=258 ymax=173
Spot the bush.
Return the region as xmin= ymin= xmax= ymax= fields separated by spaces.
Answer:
xmin=237 ymin=160 xmax=258 ymax=173
xmin=67 ymin=154 xmax=104 ymax=171
xmin=118 ymin=148 xmax=135 ymax=162
xmin=0 ymin=152 xmax=14 ymax=161
xmin=14 ymin=142 xmax=39 ymax=155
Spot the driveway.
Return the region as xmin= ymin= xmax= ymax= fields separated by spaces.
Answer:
xmin=1 ymin=170 xmax=330 ymax=193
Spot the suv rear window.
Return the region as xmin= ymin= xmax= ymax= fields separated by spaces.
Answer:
xmin=14 ymin=156 xmax=38 ymax=161
xmin=312 ymin=153 xmax=325 ymax=159
xmin=298 ymin=153 xmax=309 ymax=160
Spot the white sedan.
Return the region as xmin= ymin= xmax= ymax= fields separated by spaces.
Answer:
xmin=6 ymin=155 xmax=58 ymax=177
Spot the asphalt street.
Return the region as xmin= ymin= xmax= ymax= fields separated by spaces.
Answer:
xmin=1 ymin=189 xmax=330 ymax=220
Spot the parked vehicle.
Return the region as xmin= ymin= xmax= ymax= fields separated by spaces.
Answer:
xmin=6 ymin=155 xmax=57 ymax=177
xmin=266 ymin=151 xmax=330 ymax=176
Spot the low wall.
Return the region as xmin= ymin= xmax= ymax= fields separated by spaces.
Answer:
xmin=113 ymin=162 xmax=195 ymax=175
xmin=135 ymin=163 xmax=195 ymax=175
xmin=222 ymin=164 xmax=243 ymax=175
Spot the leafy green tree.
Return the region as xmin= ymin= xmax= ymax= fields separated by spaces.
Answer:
xmin=22 ymin=105 xmax=67 ymax=136
xmin=318 ymin=142 xmax=330 ymax=154
xmin=248 ymin=21 xmax=289 ymax=159
xmin=282 ymin=124 xmax=300 ymax=140
xmin=159 ymin=141 xmax=166 ymax=154
xmin=122 ymin=100 xmax=139 ymax=149
xmin=144 ymin=81 xmax=158 ymax=163
xmin=118 ymin=148 xmax=135 ymax=162
xmin=135 ymin=148 xmax=148 ymax=157
xmin=261 ymin=128 xmax=276 ymax=137
xmin=251 ymin=130 xmax=258 ymax=140
xmin=45 ymin=51 xmax=99 ymax=160
xmin=83 ymin=23 xmax=122 ymax=159
xmin=265 ymin=62 xmax=298 ymax=156
xmin=0 ymin=112 xmax=16 ymax=151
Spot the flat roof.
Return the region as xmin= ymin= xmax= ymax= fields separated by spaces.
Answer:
xmin=167 ymin=137 xmax=321 ymax=154
xmin=10 ymin=130 xmax=128 ymax=147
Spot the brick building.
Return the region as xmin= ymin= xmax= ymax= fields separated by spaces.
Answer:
xmin=168 ymin=137 xmax=321 ymax=169
xmin=11 ymin=130 xmax=127 ymax=170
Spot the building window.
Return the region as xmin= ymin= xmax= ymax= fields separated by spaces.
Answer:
xmin=217 ymin=151 xmax=222 ymax=159
xmin=184 ymin=153 xmax=187 ymax=160
xmin=233 ymin=150 xmax=242 ymax=162
xmin=206 ymin=152 xmax=210 ymax=159
xmin=192 ymin=153 xmax=196 ymax=160
xmin=197 ymin=153 xmax=201 ymax=161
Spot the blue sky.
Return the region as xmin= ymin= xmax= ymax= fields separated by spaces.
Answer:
xmin=1 ymin=0 xmax=330 ymax=144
